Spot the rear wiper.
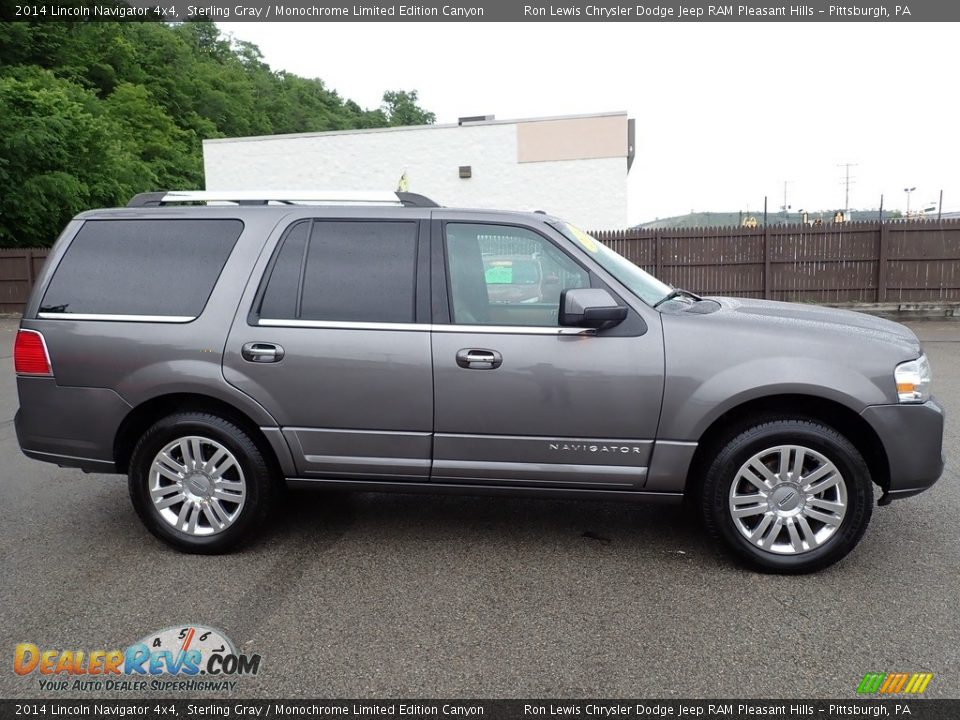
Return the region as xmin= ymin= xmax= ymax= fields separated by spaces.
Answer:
xmin=653 ymin=288 xmax=702 ymax=308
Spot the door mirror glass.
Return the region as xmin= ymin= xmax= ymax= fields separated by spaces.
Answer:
xmin=560 ymin=288 xmax=628 ymax=329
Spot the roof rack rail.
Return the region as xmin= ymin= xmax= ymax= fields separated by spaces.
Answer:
xmin=126 ymin=190 xmax=440 ymax=208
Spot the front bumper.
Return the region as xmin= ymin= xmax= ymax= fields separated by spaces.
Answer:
xmin=860 ymin=398 xmax=945 ymax=501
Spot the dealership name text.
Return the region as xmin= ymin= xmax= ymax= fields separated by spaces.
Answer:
xmin=523 ymin=4 xmax=904 ymax=17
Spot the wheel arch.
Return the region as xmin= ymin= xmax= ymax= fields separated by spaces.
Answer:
xmin=113 ymin=392 xmax=293 ymax=478
xmin=685 ymin=393 xmax=890 ymax=499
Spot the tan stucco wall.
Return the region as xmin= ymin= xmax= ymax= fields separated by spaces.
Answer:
xmin=516 ymin=115 xmax=628 ymax=164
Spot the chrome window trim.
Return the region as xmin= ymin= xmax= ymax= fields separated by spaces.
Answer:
xmin=435 ymin=324 xmax=596 ymax=336
xmin=258 ymin=318 xmax=596 ymax=335
xmin=37 ymin=313 xmax=195 ymax=323
xmin=258 ymin=318 xmax=424 ymax=331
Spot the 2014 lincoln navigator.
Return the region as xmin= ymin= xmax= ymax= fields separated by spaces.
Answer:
xmin=13 ymin=190 xmax=945 ymax=572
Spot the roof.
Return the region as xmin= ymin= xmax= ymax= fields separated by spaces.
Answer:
xmin=202 ymin=111 xmax=629 ymax=146
xmin=113 ymin=190 xmax=566 ymax=225
xmin=76 ymin=201 xmax=564 ymax=227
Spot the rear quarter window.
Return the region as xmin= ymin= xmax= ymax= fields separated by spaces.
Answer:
xmin=40 ymin=219 xmax=243 ymax=318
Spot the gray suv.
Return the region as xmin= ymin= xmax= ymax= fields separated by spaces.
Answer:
xmin=13 ymin=191 xmax=945 ymax=572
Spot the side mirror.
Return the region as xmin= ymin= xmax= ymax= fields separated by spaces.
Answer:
xmin=560 ymin=288 xmax=628 ymax=329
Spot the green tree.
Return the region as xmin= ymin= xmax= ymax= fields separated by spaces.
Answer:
xmin=0 ymin=18 xmax=436 ymax=246
xmin=102 ymin=83 xmax=201 ymax=189
xmin=0 ymin=69 xmax=149 ymax=246
xmin=381 ymin=90 xmax=436 ymax=126
xmin=0 ymin=69 xmax=149 ymax=247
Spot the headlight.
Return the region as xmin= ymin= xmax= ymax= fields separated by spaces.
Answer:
xmin=895 ymin=354 xmax=932 ymax=403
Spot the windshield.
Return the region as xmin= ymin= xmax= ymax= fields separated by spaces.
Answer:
xmin=551 ymin=222 xmax=673 ymax=306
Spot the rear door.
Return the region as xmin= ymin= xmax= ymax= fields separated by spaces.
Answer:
xmin=223 ymin=211 xmax=433 ymax=480
xmin=430 ymin=216 xmax=665 ymax=488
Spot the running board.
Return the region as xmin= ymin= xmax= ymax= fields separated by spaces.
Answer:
xmin=285 ymin=477 xmax=683 ymax=504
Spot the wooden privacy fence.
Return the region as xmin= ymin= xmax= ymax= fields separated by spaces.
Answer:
xmin=0 ymin=248 xmax=49 ymax=314
xmin=1 ymin=219 xmax=959 ymax=313
xmin=593 ymin=219 xmax=960 ymax=304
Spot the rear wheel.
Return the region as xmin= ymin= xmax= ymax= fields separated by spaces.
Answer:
xmin=128 ymin=412 xmax=275 ymax=553
xmin=701 ymin=418 xmax=873 ymax=573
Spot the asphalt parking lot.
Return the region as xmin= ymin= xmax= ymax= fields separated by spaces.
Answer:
xmin=0 ymin=317 xmax=957 ymax=700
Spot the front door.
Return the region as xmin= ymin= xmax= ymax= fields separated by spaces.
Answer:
xmin=430 ymin=219 xmax=665 ymax=488
xmin=223 ymin=215 xmax=433 ymax=480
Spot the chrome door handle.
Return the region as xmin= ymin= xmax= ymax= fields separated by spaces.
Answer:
xmin=456 ymin=348 xmax=502 ymax=369
xmin=241 ymin=342 xmax=285 ymax=363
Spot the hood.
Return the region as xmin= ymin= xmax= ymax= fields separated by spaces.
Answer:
xmin=704 ymin=296 xmax=922 ymax=355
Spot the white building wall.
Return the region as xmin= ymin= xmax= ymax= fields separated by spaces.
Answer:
xmin=203 ymin=120 xmax=628 ymax=230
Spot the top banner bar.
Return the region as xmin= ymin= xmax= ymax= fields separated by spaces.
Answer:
xmin=5 ymin=0 xmax=953 ymax=22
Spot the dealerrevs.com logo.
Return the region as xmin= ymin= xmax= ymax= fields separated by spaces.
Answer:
xmin=14 ymin=625 xmax=261 ymax=692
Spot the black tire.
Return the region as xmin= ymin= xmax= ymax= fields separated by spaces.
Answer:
xmin=700 ymin=418 xmax=873 ymax=573
xmin=128 ymin=412 xmax=276 ymax=554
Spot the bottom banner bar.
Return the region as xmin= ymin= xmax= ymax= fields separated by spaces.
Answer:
xmin=2 ymin=700 xmax=959 ymax=720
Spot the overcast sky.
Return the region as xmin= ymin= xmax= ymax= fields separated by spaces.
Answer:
xmin=218 ymin=22 xmax=959 ymax=224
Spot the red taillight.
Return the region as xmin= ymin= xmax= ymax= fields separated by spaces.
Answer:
xmin=14 ymin=330 xmax=52 ymax=376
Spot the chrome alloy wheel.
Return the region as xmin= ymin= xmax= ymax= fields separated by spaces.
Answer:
xmin=149 ymin=436 xmax=246 ymax=536
xmin=728 ymin=445 xmax=848 ymax=555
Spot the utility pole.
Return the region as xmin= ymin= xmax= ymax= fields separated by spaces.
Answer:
xmin=904 ymin=186 xmax=916 ymax=217
xmin=838 ymin=163 xmax=857 ymax=218
xmin=781 ymin=180 xmax=791 ymax=221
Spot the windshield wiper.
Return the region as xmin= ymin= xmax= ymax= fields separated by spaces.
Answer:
xmin=653 ymin=288 xmax=702 ymax=308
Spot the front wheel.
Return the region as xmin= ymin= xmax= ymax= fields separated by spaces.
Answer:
xmin=128 ymin=412 xmax=276 ymax=553
xmin=701 ymin=419 xmax=873 ymax=573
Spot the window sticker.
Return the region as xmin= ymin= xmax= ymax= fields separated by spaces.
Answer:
xmin=567 ymin=224 xmax=600 ymax=253
xmin=485 ymin=264 xmax=513 ymax=284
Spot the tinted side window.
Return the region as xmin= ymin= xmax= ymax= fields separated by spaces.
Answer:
xmin=41 ymin=219 xmax=242 ymax=318
xmin=258 ymin=220 xmax=418 ymax=324
xmin=258 ymin=221 xmax=309 ymax=319
xmin=445 ymin=223 xmax=589 ymax=327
